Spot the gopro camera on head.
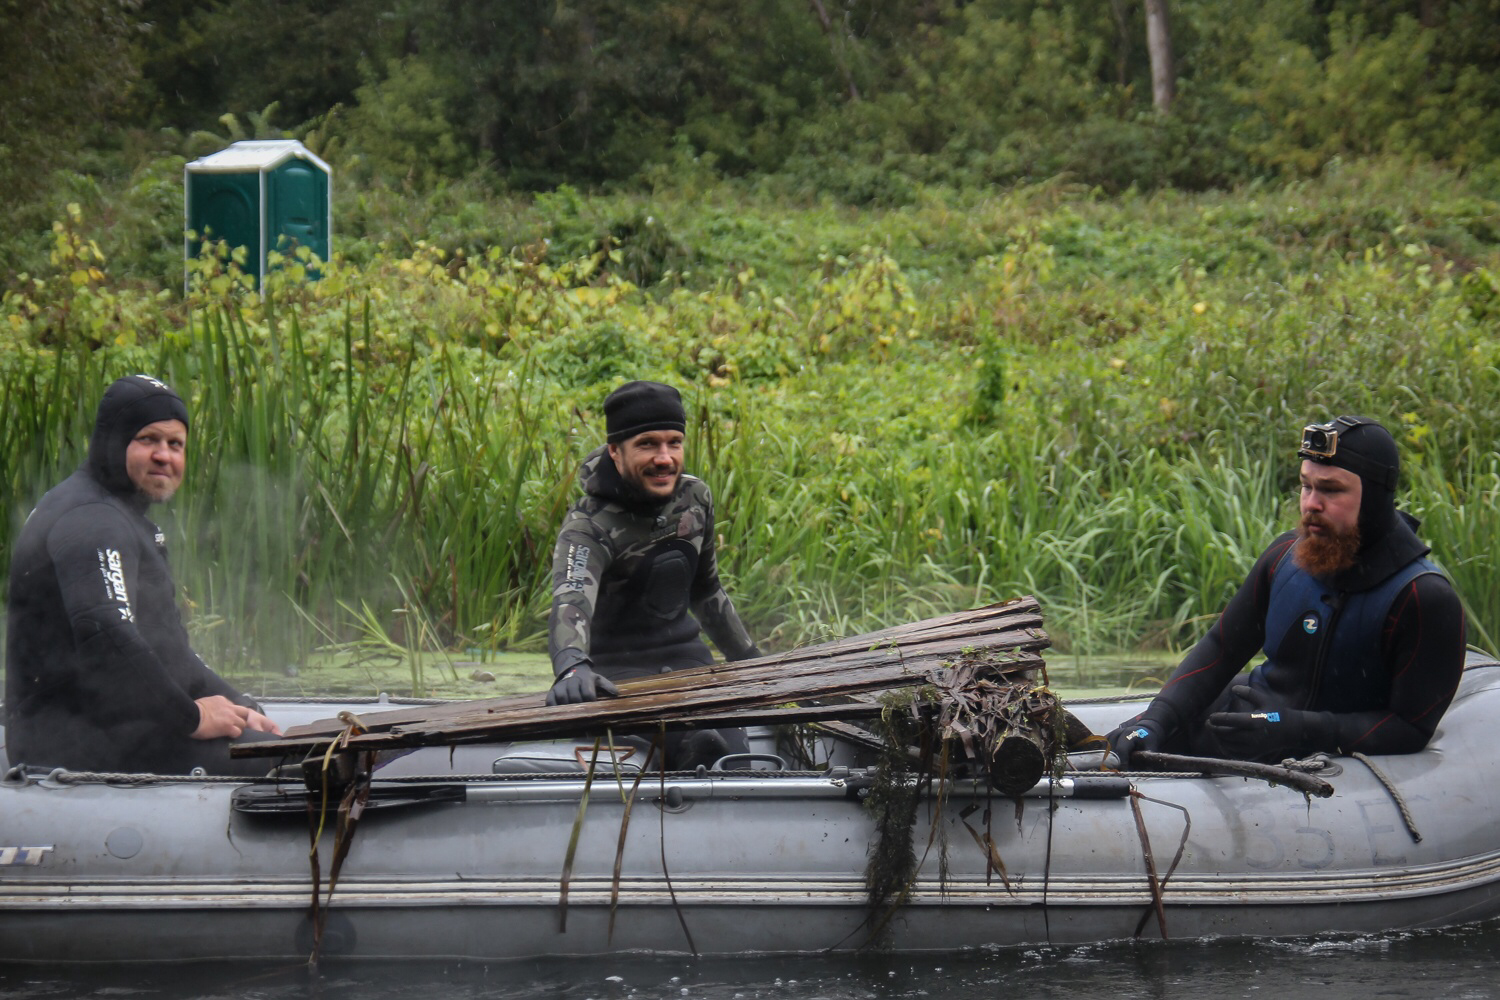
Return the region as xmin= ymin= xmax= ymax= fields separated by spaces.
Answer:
xmin=1297 ymin=415 xmax=1399 ymax=490
xmin=1299 ymin=416 xmax=1370 ymax=461
xmin=1300 ymin=423 xmax=1336 ymax=458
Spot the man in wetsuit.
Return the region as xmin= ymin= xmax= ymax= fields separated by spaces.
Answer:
xmin=1107 ymin=415 xmax=1465 ymax=766
xmin=545 ymin=380 xmax=761 ymax=767
xmin=4 ymin=375 xmax=281 ymax=776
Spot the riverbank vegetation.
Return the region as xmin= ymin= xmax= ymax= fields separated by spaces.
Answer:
xmin=2 ymin=2 xmax=1499 ymax=694
xmin=4 ymin=159 xmax=1498 ymax=694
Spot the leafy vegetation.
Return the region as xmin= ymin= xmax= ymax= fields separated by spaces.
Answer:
xmin=3 ymin=159 xmax=1498 ymax=698
xmin=2 ymin=1 xmax=1499 ymax=695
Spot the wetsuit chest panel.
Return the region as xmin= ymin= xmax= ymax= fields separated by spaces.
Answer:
xmin=587 ymin=501 xmax=710 ymax=666
xmin=631 ymin=541 xmax=696 ymax=622
xmin=1261 ymin=551 xmax=1439 ymax=713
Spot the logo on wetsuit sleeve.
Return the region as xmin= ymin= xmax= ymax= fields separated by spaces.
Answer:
xmin=563 ymin=543 xmax=591 ymax=592
xmin=1302 ymin=613 xmax=1320 ymax=634
xmin=98 ymin=548 xmax=134 ymax=622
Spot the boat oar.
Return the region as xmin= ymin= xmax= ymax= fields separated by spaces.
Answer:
xmin=1134 ymin=751 xmax=1334 ymax=797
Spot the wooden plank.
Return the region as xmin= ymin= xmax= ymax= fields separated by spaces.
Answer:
xmin=270 ymin=597 xmax=1045 ymax=737
xmin=240 ymin=648 xmax=1047 ymax=756
xmin=233 ymin=598 xmax=1050 ymax=758
xmin=272 ymin=622 xmax=1045 ymax=740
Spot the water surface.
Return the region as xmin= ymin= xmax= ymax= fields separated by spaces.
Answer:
xmin=4 ymin=923 xmax=1497 ymax=1000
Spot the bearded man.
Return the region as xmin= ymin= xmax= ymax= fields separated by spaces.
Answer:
xmin=1107 ymin=416 xmax=1465 ymax=766
xmin=544 ymin=380 xmax=762 ymax=768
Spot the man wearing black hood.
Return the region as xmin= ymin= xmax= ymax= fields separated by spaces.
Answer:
xmin=1107 ymin=416 xmax=1465 ymax=766
xmin=4 ymin=375 xmax=281 ymax=776
xmin=545 ymin=381 xmax=762 ymax=767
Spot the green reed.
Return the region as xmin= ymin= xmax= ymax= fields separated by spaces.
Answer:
xmin=2 ymin=161 xmax=1498 ymax=691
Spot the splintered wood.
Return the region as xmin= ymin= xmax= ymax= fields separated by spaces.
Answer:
xmin=232 ymin=596 xmax=1051 ymax=760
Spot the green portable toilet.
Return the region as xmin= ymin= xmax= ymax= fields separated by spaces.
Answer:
xmin=184 ymin=139 xmax=331 ymax=289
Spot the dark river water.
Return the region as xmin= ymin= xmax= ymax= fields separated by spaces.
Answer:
xmin=4 ymin=924 xmax=1498 ymax=1000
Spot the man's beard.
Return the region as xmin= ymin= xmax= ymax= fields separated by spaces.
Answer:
xmin=1294 ymin=516 xmax=1362 ymax=576
xmin=620 ymin=463 xmax=679 ymax=500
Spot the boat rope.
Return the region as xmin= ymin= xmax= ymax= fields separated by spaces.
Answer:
xmin=31 ymin=767 xmax=263 ymax=785
xmin=244 ymin=694 xmax=460 ymax=705
xmin=14 ymin=764 xmax=1225 ymax=788
xmin=1064 ymin=693 xmax=1154 ymax=705
xmin=7 ymin=765 xmax=832 ymax=786
xmin=1277 ymin=755 xmax=1332 ymax=772
xmin=1351 ymin=751 xmax=1423 ymax=844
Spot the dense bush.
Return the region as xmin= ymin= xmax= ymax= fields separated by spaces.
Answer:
xmin=12 ymin=1 xmax=1500 ymax=220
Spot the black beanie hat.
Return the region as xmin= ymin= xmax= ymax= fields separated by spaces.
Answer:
xmin=604 ymin=381 xmax=686 ymax=444
xmin=1299 ymin=415 xmax=1400 ymax=540
xmin=87 ymin=375 xmax=190 ymax=497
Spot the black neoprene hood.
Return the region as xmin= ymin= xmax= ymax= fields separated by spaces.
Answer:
xmin=1300 ymin=415 xmax=1400 ymax=541
xmin=86 ymin=375 xmax=190 ymax=497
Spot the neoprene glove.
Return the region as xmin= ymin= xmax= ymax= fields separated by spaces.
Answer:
xmin=1105 ymin=717 xmax=1168 ymax=768
xmin=545 ymin=660 xmax=620 ymax=706
xmin=1206 ymin=684 xmax=1319 ymax=762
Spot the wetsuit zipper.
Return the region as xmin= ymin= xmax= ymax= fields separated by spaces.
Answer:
xmin=1305 ymin=591 xmax=1347 ymax=709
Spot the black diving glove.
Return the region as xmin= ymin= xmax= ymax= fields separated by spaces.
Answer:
xmin=1106 ymin=718 xmax=1167 ymax=768
xmin=1206 ymin=684 xmax=1323 ymax=762
xmin=545 ymin=659 xmax=620 ymax=706
xmin=1106 ymin=698 xmax=1182 ymax=768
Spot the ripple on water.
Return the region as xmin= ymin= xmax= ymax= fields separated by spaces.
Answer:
xmin=4 ymin=926 xmax=1500 ymax=1000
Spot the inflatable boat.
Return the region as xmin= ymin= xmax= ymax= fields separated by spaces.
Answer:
xmin=2 ymin=653 xmax=1498 ymax=963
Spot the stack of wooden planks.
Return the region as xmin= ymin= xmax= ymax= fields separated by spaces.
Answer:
xmin=232 ymin=596 xmax=1050 ymax=760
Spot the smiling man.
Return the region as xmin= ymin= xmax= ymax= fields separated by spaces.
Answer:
xmin=4 ymin=375 xmax=281 ymax=776
xmin=545 ymin=381 xmax=762 ymax=766
xmin=1107 ymin=415 xmax=1466 ymax=766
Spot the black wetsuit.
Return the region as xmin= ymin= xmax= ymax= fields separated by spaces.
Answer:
xmin=548 ymin=446 xmax=759 ymax=681
xmin=4 ymin=385 xmax=270 ymax=776
xmin=546 ymin=446 xmax=761 ymax=768
xmin=1131 ymin=514 xmax=1465 ymax=763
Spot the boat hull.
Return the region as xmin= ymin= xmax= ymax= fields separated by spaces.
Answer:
xmin=4 ymin=658 xmax=1500 ymax=962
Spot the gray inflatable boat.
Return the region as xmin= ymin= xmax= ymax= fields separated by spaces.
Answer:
xmin=3 ymin=654 xmax=1499 ymax=964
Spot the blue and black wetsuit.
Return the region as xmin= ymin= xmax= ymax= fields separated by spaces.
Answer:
xmin=1133 ymin=513 xmax=1465 ymax=763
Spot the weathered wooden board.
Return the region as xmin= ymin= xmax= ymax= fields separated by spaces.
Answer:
xmin=233 ymin=596 xmax=1049 ymax=758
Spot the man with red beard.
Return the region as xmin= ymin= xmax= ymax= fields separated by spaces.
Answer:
xmin=1107 ymin=416 xmax=1465 ymax=766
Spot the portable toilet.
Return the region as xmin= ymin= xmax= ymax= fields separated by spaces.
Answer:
xmin=184 ymin=139 xmax=331 ymax=289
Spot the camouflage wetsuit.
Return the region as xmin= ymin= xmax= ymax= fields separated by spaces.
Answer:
xmin=548 ymin=446 xmax=759 ymax=683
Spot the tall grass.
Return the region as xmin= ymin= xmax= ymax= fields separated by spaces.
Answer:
xmin=2 ymin=160 xmax=1498 ymax=689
